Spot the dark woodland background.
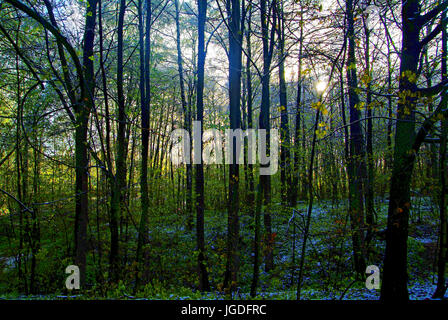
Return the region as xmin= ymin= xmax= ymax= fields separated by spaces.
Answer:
xmin=0 ymin=0 xmax=447 ymax=300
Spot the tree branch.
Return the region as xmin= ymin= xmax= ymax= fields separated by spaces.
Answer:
xmin=3 ymin=0 xmax=84 ymax=94
xmin=0 ymin=187 xmax=34 ymax=214
xmin=419 ymin=1 xmax=448 ymax=27
xmin=420 ymin=20 xmax=445 ymax=49
xmin=416 ymin=79 xmax=448 ymax=97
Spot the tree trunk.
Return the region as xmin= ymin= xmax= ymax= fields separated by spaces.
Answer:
xmin=75 ymin=0 xmax=98 ymax=287
xmin=432 ymin=10 xmax=447 ymax=300
xmin=224 ymin=0 xmax=242 ymax=293
xmin=346 ymin=0 xmax=366 ymax=276
xmin=277 ymin=1 xmax=291 ymax=206
xmin=136 ymin=0 xmax=152 ymax=290
xmin=291 ymin=3 xmax=304 ymax=208
xmin=196 ymin=0 xmax=210 ymax=292
xmin=174 ymin=0 xmax=193 ymax=230
xmin=297 ymin=101 xmax=321 ymax=299
xmin=245 ymin=5 xmax=255 ymax=206
xmin=381 ymin=0 xmax=421 ymax=300
xmin=110 ymin=0 xmax=127 ymax=283
xmin=363 ymin=6 xmax=375 ymax=245
xmin=259 ymin=0 xmax=275 ymax=273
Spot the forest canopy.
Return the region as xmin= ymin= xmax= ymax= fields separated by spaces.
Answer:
xmin=0 ymin=0 xmax=447 ymax=301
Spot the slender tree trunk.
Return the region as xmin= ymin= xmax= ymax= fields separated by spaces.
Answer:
xmin=15 ymin=50 xmax=26 ymax=293
xmin=30 ymin=132 xmax=40 ymax=294
xmin=386 ymin=32 xmax=393 ymax=172
xmin=291 ymin=3 xmax=304 ymax=208
xmin=297 ymin=101 xmax=321 ymax=299
xmin=135 ymin=0 xmax=152 ymax=290
xmin=110 ymin=0 xmax=127 ymax=283
xmin=259 ymin=0 xmax=276 ymax=273
xmin=346 ymin=0 xmax=367 ymax=276
xmin=433 ymin=10 xmax=447 ymax=299
xmin=277 ymin=0 xmax=291 ymax=206
xmin=433 ymin=93 xmax=448 ymax=298
xmin=381 ymin=0 xmax=421 ymax=300
xmin=224 ymin=0 xmax=242 ymax=293
xmin=98 ymin=0 xmax=113 ymax=172
xmin=75 ymin=0 xmax=98 ymax=287
xmin=363 ymin=7 xmax=375 ymax=245
xmin=245 ymin=6 xmax=254 ymax=206
xmin=174 ymin=0 xmax=193 ymax=230
xmin=250 ymin=182 xmax=263 ymax=297
xmin=196 ymin=0 xmax=210 ymax=292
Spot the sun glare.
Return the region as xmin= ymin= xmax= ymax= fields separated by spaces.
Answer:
xmin=315 ymin=80 xmax=327 ymax=94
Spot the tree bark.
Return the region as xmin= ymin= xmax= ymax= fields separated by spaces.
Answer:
xmin=224 ymin=0 xmax=242 ymax=293
xmin=196 ymin=0 xmax=210 ymax=292
xmin=259 ymin=0 xmax=276 ymax=273
xmin=381 ymin=0 xmax=421 ymax=300
xmin=277 ymin=0 xmax=291 ymax=206
xmin=174 ymin=0 xmax=193 ymax=230
xmin=110 ymin=0 xmax=127 ymax=283
xmin=346 ymin=0 xmax=367 ymax=276
xmin=432 ymin=10 xmax=447 ymax=300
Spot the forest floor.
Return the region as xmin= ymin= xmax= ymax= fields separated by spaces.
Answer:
xmin=0 ymin=196 xmax=445 ymax=300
